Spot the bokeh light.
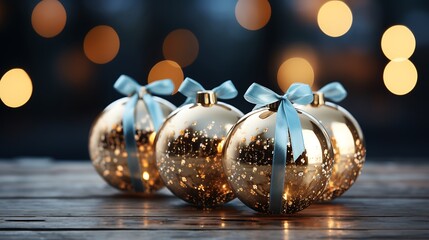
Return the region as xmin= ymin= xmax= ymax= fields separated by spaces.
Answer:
xmin=277 ymin=57 xmax=314 ymax=92
xmin=83 ymin=25 xmax=120 ymax=64
xmin=291 ymin=0 xmax=325 ymax=23
xmin=383 ymin=59 xmax=417 ymax=95
xmin=57 ymin=48 xmax=94 ymax=89
xmin=148 ymin=60 xmax=184 ymax=93
xmin=381 ymin=25 xmax=416 ymax=61
xmin=0 ymin=68 xmax=33 ymax=108
xmin=235 ymin=0 xmax=271 ymax=31
xmin=317 ymin=0 xmax=353 ymax=37
xmin=163 ymin=29 xmax=199 ymax=68
xmin=31 ymin=0 xmax=67 ymax=38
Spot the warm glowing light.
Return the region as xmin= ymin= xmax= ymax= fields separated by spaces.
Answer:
xmin=148 ymin=60 xmax=184 ymax=93
xmin=84 ymin=25 xmax=120 ymax=64
xmin=0 ymin=68 xmax=33 ymax=108
xmin=235 ymin=0 xmax=271 ymax=30
xmin=383 ymin=59 xmax=417 ymax=95
xmin=317 ymin=1 xmax=353 ymax=37
xmin=277 ymin=57 xmax=314 ymax=92
xmin=31 ymin=0 xmax=67 ymax=38
xmin=163 ymin=29 xmax=199 ymax=67
xmin=142 ymin=172 xmax=150 ymax=181
xmin=381 ymin=25 xmax=416 ymax=61
xmin=292 ymin=0 xmax=325 ymax=23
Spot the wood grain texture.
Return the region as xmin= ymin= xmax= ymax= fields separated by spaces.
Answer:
xmin=1 ymin=160 xmax=429 ymax=239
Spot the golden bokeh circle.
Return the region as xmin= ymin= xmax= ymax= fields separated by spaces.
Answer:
xmin=31 ymin=0 xmax=67 ymax=38
xmin=381 ymin=25 xmax=416 ymax=61
xmin=383 ymin=59 xmax=417 ymax=95
xmin=317 ymin=1 xmax=353 ymax=37
xmin=277 ymin=57 xmax=314 ymax=92
xmin=235 ymin=0 xmax=271 ymax=31
xmin=163 ymin=29 xmax=199 ymax=67
xmin=0 ymin=68 xmax=33 ymax=108
xmin=148 ymin=60 xmax=184 ymax=94
xmin=83 ymin=25 xmax=120 ymax=64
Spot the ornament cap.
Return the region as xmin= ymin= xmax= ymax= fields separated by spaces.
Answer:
xmin=196 ymin=90 xmax=217 ymax=106
xmin=312 ymin=92 xmax=325 ymax=107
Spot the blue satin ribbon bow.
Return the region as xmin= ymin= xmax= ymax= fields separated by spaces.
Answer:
xmin=178 ymin=77 xmax=238 ymax=105
xmin=244 ymin=83 xmax=313 ymax=214
xmin=114 ymin=75 xmax=174 ymax=192
xmin=318 ymin=82 xmax=347 ymax=102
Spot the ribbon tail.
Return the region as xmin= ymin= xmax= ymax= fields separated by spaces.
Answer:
xmin=284 ymin=101 xmax=306 ymax=161
xmin=142 ymin=94 xmax=164 ymax=131
xmin=123 ymin=94 xmax=145 ymax=192
xmin=269 ymin=102 xmax=288 ymax=214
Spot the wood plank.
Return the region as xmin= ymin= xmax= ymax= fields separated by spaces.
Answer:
xmin=1 ymin=216 xmax=429 ymax=230
xmin=1 ymin=160 xmax=428 ymax=239
xmin=0 ymin=230 xmax=429 ymax=240
xmin=0 ymin=198 xmax=428 ymax=217
xmin=1 ymin=161 xmax=429 ymax=199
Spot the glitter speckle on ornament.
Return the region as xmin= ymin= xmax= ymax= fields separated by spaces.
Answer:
xmin=89 ymin=76 xmax=176 ymax=193
xmin=155 ymin=78 xmax=243 ymax=208
xmin=223 ymin=83 xmax=334 ymax=214
xmin=297 ymin=82 xmax=366 ymax=201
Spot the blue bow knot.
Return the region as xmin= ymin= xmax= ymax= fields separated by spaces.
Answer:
xmin=114 ymin=75 xmax=174 ymax=192
xmin=244 ymin=83 xmax=313 ymax=214
xmin=178 ymin=77 xmax=238 ymax=105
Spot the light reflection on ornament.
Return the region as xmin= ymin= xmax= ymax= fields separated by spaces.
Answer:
xmin=331 ymin=122 xmax=355 ymax=154
xmin=142 ymin=172 xmax=150 ymax=181
xmin=302 ymin=129 xmax=323 ymax=158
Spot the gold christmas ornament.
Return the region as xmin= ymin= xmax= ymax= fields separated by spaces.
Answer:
xmin=155 ymin=78 xmax=243 ymax=208
xmin=223 ymin=83 xmax=334 ymax=214
xmin=297 ymin=82 xmax=366 ymax=201
xmin=89 ymin=75 xmax=176 ymax=193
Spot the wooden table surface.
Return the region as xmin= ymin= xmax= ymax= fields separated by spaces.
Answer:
xmin=0 ymin=159 xmax=428 ymax=239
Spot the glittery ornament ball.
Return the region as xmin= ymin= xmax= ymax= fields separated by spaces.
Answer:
xmin=155 ymin=96 xmax=243 ymax=208
xmin=298 ymin=99 xmax=366 ymax=201
xmin=223 ymin=106 xmax=334 ymax=214
xmin=89 ymin=97 xmax=175 ymax=193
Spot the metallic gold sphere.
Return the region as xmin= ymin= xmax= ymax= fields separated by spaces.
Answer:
xmin=297 ymin=93 xmax=366 ymax=201
xmin=89 ymin=97 xmax=176 ymax=193
xmin=155 ymin=92 xmax=243 ymax=208
xmin=223 ymin=106 xmax=334 ymax=214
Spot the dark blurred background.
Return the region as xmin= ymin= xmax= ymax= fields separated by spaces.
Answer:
xmin=0 ymin=0 xmax=428 ymax=160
